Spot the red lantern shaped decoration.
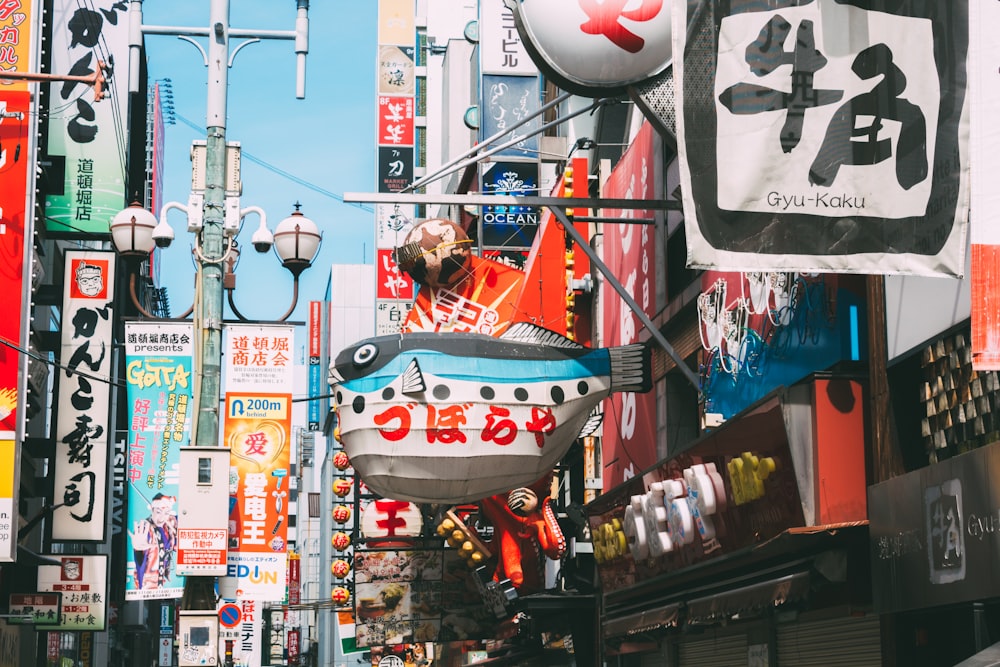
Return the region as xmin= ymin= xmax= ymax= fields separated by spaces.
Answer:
xmin=331 ymin=586 xmax=351 ymax=605
xmin=331 ymin=559 xmax=351 ymax=578
xmin=333 ymin=478 xmax=352 ymax=497
xmin=331 ymin=531 xmax=351 ymax=551
xmin=333 ymin=451 xmax=351 ymax=471
xmin=332 ymin=505 xmax=352 ymax=524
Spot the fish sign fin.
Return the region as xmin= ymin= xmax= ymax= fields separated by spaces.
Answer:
xmin=609 ymin=343 xmax=653 ymax=393
xmin=500 ymin=322 xmax=585 ymax=350
xmin=401 ymin=358 xmax=426 ymax=395
xmin=578 ymin=404 xmax=604 ymax=438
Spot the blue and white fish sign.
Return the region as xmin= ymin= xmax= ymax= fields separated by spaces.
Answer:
xmin=329 ymin=323 xmax=652 ymax=503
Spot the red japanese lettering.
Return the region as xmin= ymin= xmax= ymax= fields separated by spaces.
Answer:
xmin=482 ymin=405 xmax=517 ymax=446
xmin=426 ymin=404 xmax=468 ymax=444
xmin=244 ymin=432 xmax=268 ymax=456
xmin=578 ymin=0 xmax=662 ymax=54
xmin=373 ymin=405 xmax=412 ymax=441
xmin=525 ymin=406 xmax=557 ymax=448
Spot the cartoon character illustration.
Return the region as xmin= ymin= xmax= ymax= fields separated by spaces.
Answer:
xmin=329 ymin=322 xmax=652 ymax=504
xmin=131 ymin=493 xmax=178 ymax=590
xmin=479 ymin=474 xmax=566 ymax=592
xmin=74 ymin=261 xmax=105 ymax=297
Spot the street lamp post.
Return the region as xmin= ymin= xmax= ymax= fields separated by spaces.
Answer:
xmin=113 ymin=0 xmax=313 ymax=643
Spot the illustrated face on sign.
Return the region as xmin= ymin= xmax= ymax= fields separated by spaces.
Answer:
xmin=150 ymin=495 xmax=175 ymax=527
xmin=75 ymin=262 xmax=104 ymax=297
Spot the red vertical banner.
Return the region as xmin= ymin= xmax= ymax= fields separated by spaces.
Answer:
xmin=288 ymin=552 xmax=300 ymax=605
xmin=601 ymin=123 xmax=660 ymax=488
xmin=0 ymin=91 xmax=29 ymax=434
xmin=971 ymin=0 xmax=1000 ymax=369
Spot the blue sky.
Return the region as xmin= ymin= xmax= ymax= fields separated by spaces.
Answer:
xmin=141 ymin=1 xmax=377 ymax=357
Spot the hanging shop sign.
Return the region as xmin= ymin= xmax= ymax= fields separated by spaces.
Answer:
xmin=330 ymin=321 xmax=651 ymax=504
xmin=37 ymin=555 xmax=108 ymax=631
xmin=53 ymin=251 xmax=116 ymax=541
xmin=124 ymin=322 xmax=193 ymax=600
xmin=673 ymin=0 xmax=969 ymax=276
xmin=506 ymin=0 xmax=673 ymax=96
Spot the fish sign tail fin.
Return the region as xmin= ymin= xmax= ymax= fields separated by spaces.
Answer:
xmin=609 ymin=343 xmax=652 ymax=393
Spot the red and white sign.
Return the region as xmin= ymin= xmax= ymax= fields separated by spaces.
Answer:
xmin=971 ymin=0 xmax=1000 ymax=369
xmin=287 ymin=628 xmax=300 ymax=663
xmin=377 ymin=248 xmax=415 ymax=301
xmin=601 ymin=123 xmax=659 ymax=489
xmin=378 ymin=95 xmax=414 ymax=146
xmin=510 ymin=0 xmax=672 ymax=93
xmin=176 ymin=528 xmax=227 ymax=573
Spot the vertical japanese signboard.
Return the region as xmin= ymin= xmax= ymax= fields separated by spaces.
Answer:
xmin=600 ymin=124 xmax=660 ymax=489
xmin=224 ymin=324 xmax=294 ymax=601
xmin=673 ymin=0 xmax=969 ymax=276
xmin=0 ymin=0 xmax=36 ymax=553
xmin=124 ymin=321 xmax=193 ymax=600
xmin=479 ymin=0 xmax=541 ymax=256
xmin=308 ymin=301 xmax=324 ymax=430
xmin=971 ymin=0 xmax=1000 ymax=369
xmin=37 ymin=555 xmax=108 ymax=631
xmin=46 ymin=0 xmax=130 ymax=234
xmin=376 ymin=0 xmax=416 ymax=337
xmin=53 ymin=251 xmax=115 ymax=541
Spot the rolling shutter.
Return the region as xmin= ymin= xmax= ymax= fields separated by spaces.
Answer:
xmin=776 ymin=615 xmax=881 ymax=666
xmin=678 ymin=631 xmax=747 ymax=666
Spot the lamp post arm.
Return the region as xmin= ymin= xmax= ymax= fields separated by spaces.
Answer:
xmin=226 ymin=273 xmax=300 ymax=323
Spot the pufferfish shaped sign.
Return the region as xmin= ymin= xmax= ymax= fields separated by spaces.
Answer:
xmin=329 ymin=323 xmax=652 ymax=504
xmin=505 ymin=0 xmax=674 ymax=97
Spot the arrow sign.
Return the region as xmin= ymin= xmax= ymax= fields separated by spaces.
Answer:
xmin=219 ymin=603 xmax=242 ymax=628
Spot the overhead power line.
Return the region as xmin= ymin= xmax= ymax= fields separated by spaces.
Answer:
xmin=174 ymin=113 xmax=373 ymax=212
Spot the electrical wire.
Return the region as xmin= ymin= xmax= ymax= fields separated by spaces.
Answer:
xmin=0 ymin=335 xmax=125 ymax=388
xmin=173 ymin=112 xmax=374 ymax=213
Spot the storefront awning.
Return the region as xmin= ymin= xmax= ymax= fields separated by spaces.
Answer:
xmin=685 ymin=571 xmax=811 ymax=625
xmin=604 ymin=603 xmax=680 ymax=639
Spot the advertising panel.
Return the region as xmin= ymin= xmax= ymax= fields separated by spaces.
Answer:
xmin=970 ymin=0 xmax=1000 ymax=369
xmin=224 ymin=324 xmax=294 ymax=601
xmin=378 ymin=95 xmax=414 ymax=147
xmin=352 ymin=549 xmax=501 ymax=648
xmin=588 ymin=396 xmax=805 ymax=594
xmin=480 ymin=160 xmax=539 ymax=249
xmin=377 ymin=0 xmax=414 ymax=47
xmin=124 ymin=321 xmax=193 ymax=600
xmin=480 ymin=75 xmax=540 ymax=158
xmin=308 ymin=301 xmax=324 ymax=430
xmin=0 ymin=0 xmax=34 ymax=91
xmin=0 ymin=91 xmax=29 ymax=437
xmin=0 ymin=440 xmax=14 ymax=562
xmin=870 ymin=440 xmax=1000 ymax=613
xmin=376 ymin=203 xmax=416 ymax=250
xmin=0 ymin=88 xmax=31 ymax=562
xmin=36 ymin=555 xmax=108 ymax=630
xmin=376 ymin=248 xmax=414 ymax=301
xmin=378 ymin=45 xmax=415 ymax=96
xmin=600 ymin=123 xmax=659 ymax=488
xmin=507 ymin=0 xmax=673 ymax=95
xmin=53 ymin=251 xmax=116 ymax=541
xmin=479 ymin=0 xmax=534 ymax=75
xmin=673 ymin=0 xmax=969 ymax=277
xmin=378 ymin=146 xmax=414 ymax=193
xmin=46 ymin=0 xmax=130 ymax=234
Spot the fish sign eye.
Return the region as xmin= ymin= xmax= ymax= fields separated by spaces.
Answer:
xmin=353 ymin=344 xmax=379 ymax=367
